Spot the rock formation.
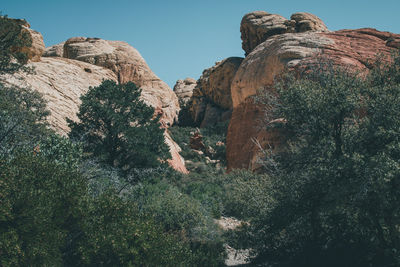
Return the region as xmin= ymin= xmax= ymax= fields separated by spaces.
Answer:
xmin=240 ymin=11 xmax=329 ymax=55
xmin=188 ymin=57 xmax=243 ymax=127
xmin=3 ymin=57 xmax=117 ymax=134
xmin=0 ymin=17 xmax=45 ymax=62
xmin=43 ymin=42 xmax=64 ymax=57
xmin=45 ymin=37 xmax=179 ymax=127
xmin=227 ymin=11 xmax=400 ymax=171
xmin=173 ymin=77 xmax=196 ymax=104
xmin=1 ymin=19 xmax=187 ymax=173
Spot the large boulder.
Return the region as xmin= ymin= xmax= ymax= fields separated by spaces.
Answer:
xmin=240 ymin=11 xmax=329 ymax=55
xmin=228 ymin=20 xmax=400 ymax=171
xmin=46 ymin=37 xmax=179 ymax=127
xmin=189 ymin=57 xmax=243 ymax=127
xmin=173 ymin=77 xmax=196 ymax=104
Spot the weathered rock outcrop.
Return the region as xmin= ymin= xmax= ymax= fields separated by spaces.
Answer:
xmin=1 ymin=20 xmax=187 ymax=173
xmin=45 ymin=37 xmax=179 ymax=127
xmin=228 ymin=12 xmax=400 ymax=171
xmin=189 ymin=57 xmax=243 ymax=127
xmin=0 ymin=17 xmax=45 ymax=62
xmin=173 ymin=77 xmax=196 ymax=104
xmin=43 ymin=42 xmax=64 ymax=57
xmin=19 ymin=23 xmax=45 ymax=62
xmin=3 ymin=57 xmax=118 ymax=134
xmin=240 ymin=11 xmax=329 ymax=55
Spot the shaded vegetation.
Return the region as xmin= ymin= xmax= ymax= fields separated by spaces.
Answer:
xmin=229 ymin=54 xmax=400 ymax=267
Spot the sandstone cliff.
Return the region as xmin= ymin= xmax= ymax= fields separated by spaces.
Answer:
xmin=227 ymin=11 xmax=400 ymax=171
xmin=1 ymin=19 xmax=187 ymax=173
xmin=46 ymin=37 xmax=179 ymax=127
xmin=178 ymin=57 xmax=243 ymax=128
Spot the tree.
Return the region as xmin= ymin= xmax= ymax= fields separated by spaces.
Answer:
xmin=0 ymin=15 xmax=33 ymax=75
xmin=0 ymin=84 xmax=50 ymax=156
xmin=239 ymin=56 xmax=400 ymax=267
xmin=68 ymin=80 xmax=170 ymax=178
xmin=0 ymin=14 xmax=47 ymax=157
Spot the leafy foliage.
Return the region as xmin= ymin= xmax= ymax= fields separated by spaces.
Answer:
xmin=0 ymin=83 xmax=49 ymax=156
xmin=240 ymin=56 xmax=400 ymax=266
xmin=68 ymin=80 xmax=170 ymax=178
xmin=0 ymin=15 xmax=33 ymax=75
xmin=0 ymin=152 xmax=87 ymax=266
xmin=67 ymin=190 xmax=194 ymax=267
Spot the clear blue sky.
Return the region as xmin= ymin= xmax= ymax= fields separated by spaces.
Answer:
xmin=2 ymin=0 xmax=400 ymax=88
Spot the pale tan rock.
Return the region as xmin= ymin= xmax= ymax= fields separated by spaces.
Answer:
xmin=3 ymin=57 xmax=188 ymax=173
xmin=2 ymin=57 xmax=117 ymax=134
xmin=1 ymin=19 xmax=187 ymax=173
xmin=43 ymin=42 xmax=65 ymax=57
xmin=173 ymin=77 xmax=196 ymax=104
xmin=62 ymin=37 xmax=179 ymax=126
xmin=20 ymin=25 xmax=45 ymax=62
xmin=165 ymin=131 xmax=188 ymax=173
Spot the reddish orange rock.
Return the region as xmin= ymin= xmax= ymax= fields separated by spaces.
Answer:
xmin=228 ymin=23 xmax=400 ymax=171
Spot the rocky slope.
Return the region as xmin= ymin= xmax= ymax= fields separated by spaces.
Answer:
xmin=1 ymin=19 xmax=187 ymax=173
xmin=226 ymin=11 xmax=400 ymax=171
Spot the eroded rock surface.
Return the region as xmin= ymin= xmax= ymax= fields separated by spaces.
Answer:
xmin=2 ymin=57 xmax=117 ymax=134
xmin=1 ymin=21 xmax=187 ymax=173
xmin=43 ymin=42 xmax=64 ymax=57
xmin=0 ymin=18 xmax=45 ymax=62
xmin=189 ymin=57 xmax=243 ymax=127
xmin=173 ymin=77 xmax=196 ymax=104
xmin=45 ymin=37 xmax=179 ymax=127
xmin=228 ymin=13 xmax=400 ymax=171
xmin=240 ymin=11 xmax=329 ymax=55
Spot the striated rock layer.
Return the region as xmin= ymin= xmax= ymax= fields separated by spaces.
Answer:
xmin=228 ymin=12 xmax=400 ymax=171
xmin=3 ymin=57 xmax=118 ymax=134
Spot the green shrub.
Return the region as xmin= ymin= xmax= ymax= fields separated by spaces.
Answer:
xmin=0 ymin=84 xmax=50 ymax=156
xmin=239 ymin=56 xmax=400 ymax=267
xmin=0 ymin=152 xmax=87 ymax=266
xmin=68 ymin=80 xmax=170 ymax=178
xmin=68 ymin=191 xmax=194 ymax=267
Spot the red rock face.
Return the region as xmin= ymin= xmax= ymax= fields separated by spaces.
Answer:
xmin=320 ymin=28 xmax=399 ymax=69
xmin=227 ymin=27 xmax=400 ymax=172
